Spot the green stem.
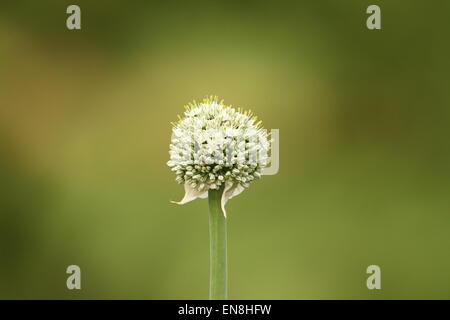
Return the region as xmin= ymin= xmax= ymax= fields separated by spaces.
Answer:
xmin=208 ymin=184 xmax=227 ymax=300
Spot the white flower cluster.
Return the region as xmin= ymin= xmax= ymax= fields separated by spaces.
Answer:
xmin=167 ymin=96 xmax=270 ymax=195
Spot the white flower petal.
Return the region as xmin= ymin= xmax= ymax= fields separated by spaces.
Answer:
xmin=171 ymin=183 xmax=207 ymax=205
xmin=221 ymin=181 xmax=245 ymax=218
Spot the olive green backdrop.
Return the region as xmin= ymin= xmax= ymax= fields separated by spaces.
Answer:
xmin=0 ymin=1 xmax=449 ymax=299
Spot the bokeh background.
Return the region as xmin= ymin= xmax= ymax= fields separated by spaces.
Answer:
xmin=1 ymin=0 xmax=449 ymax=299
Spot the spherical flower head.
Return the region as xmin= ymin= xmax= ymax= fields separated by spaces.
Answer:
xmin=167 ymin=96 xmax=270 ymax=216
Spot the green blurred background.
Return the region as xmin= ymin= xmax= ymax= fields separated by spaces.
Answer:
xmin=1 ymin=1 xmax=449 ymax=299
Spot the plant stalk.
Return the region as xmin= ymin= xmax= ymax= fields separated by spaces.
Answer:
xmin=208 ymin=185 xmax=227 ymax=300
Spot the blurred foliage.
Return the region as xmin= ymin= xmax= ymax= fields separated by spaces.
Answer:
xmin=0 ymin=1 xmax=449 ymax=299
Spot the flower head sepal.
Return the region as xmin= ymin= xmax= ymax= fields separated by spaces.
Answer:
xmin=171 ymin=181 xmax=244 ymax=218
